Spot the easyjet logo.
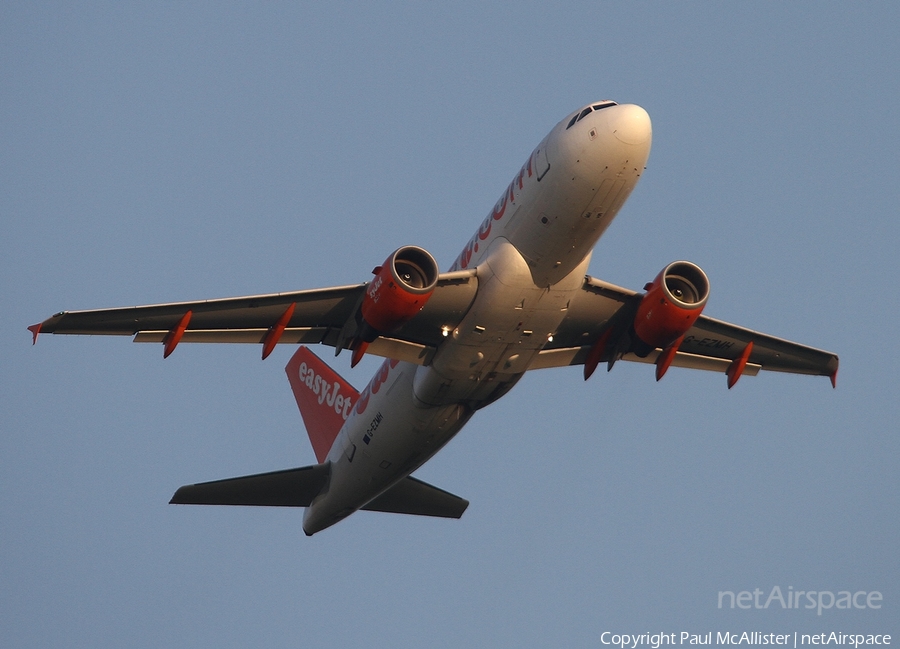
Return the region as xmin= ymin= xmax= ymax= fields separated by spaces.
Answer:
xmin=450 ymin=147 xmax=538 ymax=271
xmin=367 ymin=274 xmax=383 ymax=301
xmin=296 ymin=361 xmax=355 ymax=420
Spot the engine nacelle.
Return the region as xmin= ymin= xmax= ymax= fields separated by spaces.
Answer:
xmin=632 ymin=261 xmax=710 ymax=356
xmin=358 ymin=245 xmax=439 ymax=340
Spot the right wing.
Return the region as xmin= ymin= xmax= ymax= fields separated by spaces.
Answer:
xmin=30 ymin=270 xmax=478 ymax=364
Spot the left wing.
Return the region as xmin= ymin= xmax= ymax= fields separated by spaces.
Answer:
xmin=30 ymin=270 xmax=478 ymax=364
xmin=533 ymin=276 xmax=839 ymax=386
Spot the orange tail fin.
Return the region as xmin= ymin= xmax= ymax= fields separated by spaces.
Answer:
xmin=285 ymin=346 xmax=359 ymax=463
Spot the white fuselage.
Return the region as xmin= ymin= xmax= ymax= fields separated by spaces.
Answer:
xmin=303 ymin=102 xmax=653 ymax=535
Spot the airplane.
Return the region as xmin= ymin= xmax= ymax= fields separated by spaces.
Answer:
xmin=29 ymin=101 xmax=838 ymax=535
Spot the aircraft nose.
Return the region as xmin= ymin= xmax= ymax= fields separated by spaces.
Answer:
xmin=607 ymin=104 xmax=652 ymax=145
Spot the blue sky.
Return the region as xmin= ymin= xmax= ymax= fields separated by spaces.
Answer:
xmin=2 ymin=3 xmax=897 ymax=647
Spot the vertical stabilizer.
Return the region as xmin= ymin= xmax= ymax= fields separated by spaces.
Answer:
xmin=285 ymin=346 xmax=359 ymax=462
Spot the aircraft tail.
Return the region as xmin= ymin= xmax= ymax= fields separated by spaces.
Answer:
xmin=285 ymin=346 xmax=359 ymax=463
xmin=170 ymin=346 xmax=467 ymax=523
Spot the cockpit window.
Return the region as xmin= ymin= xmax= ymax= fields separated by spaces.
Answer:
xmin=566 ymin=107 xmax=593 ymax=130
xmin=566 ymin=101 xmax=619 ymax=129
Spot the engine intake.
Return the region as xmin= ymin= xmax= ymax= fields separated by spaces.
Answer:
xmin=632 ymin=261 xmax=710 ymax=356
xmin=359 ymin=246 xmax=439 ymax=337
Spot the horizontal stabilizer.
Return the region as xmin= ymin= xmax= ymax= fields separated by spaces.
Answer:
xmin=170 ymin=463 xmax=329 ymax=507
xmin=170 ymin=465 xmax=468 ymax=519
xmin=361 ymin=476 xmax=469 ymax=519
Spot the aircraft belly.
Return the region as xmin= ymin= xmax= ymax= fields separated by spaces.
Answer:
xmin=412 ymin=240 xmax=588 ymax=408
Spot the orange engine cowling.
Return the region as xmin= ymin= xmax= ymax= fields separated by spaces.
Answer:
xmin=632 ymin=261 xmax=710 ymax=357
xmin=359 ymin=246 xmax=439 ymax=338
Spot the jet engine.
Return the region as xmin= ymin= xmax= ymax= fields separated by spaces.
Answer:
xmin=360 ymin=246 xmax=439 ymax=335
xmin=632 ymin=261 xmax=709 ymax=357
xmin=343 ymin=246 xmax=439 ymax=366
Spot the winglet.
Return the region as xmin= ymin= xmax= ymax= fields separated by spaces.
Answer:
xmin=830 ymin=368 xmax=838 ymax=389
xmin=27 ymin=323 xmax=42 ymax=345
